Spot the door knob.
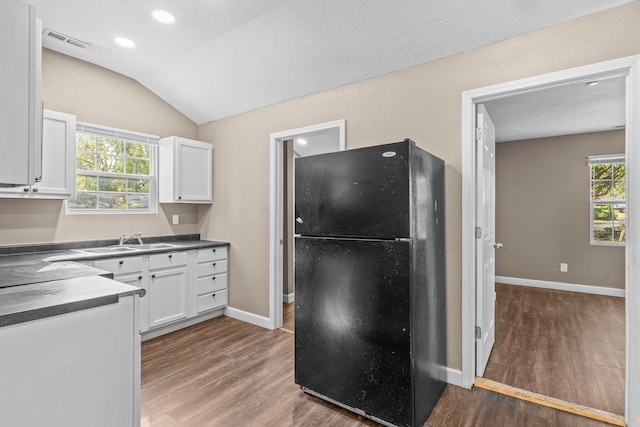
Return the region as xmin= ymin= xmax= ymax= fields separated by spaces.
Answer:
xmin=494 ymin=242 xmax=503 ymax=249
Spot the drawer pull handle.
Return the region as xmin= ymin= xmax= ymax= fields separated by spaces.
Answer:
xmin=168 ymin=254 xmax=173 ymax=259
xmin=212 ymin=293 xmax=216 ymax=298
xmin=212 ymin=249 xmax=216 ymax=252
xmin=119 ymin=260 xmax=124 ymax=265
xmin=213 ymin=262 xmax=216 ymax=266
xmin=151 ymin=274 xmax=156 ymax=278
xmin=23 ymin=187 xmax=29 ymax=192
xmin=137 ymin=275 xmax=142 ymax=280
xmin=212 ymin=276 xmax=216 ymax=280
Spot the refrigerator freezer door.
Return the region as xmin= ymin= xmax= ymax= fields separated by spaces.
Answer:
xmin=295 ymin=236 xmax=413 ymax=427
xmin=295 ymin=141 xmax=410 ymax=239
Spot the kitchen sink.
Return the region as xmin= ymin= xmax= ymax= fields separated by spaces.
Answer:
xmin=73 ymin=246 xmax=140 ymax=255
xmin=121 ymin=243 xmax=182 ymax=250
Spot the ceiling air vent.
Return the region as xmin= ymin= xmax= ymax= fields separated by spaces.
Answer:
xmin=43 ymin=28 xmax=91 ymax=49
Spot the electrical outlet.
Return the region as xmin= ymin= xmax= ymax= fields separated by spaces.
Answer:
xmin=172 ymin=214 xmax=179 ymax=225
xmin=560 ymin=263 xmax=568 ymax=273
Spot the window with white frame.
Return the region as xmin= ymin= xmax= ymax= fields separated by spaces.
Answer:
xmin=589 ymin=154 xmax=625 ymax=245
xmin=67 ymin=122 xmax=158 ymax=213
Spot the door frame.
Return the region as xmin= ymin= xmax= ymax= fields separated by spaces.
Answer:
xmin=461 ymin=55 xmax=640 ymax=425
xmin=268 ymin=119 xmax=346 ymax=329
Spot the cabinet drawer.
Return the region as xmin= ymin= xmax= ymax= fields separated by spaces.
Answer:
xmin=197 ymin=260 xmax=228 ymax=277
xmin=149 ymin=251 xmax=187 ymax=270
xmin=197 ymin=247 xmax=227 ymax=263
xmin=197 ymin=289 xmax=227 ymax=313
xmin=94 ymin=256 xmax=143 ymax=275
xmin=197 ymin=273 xmax=228 ymax=295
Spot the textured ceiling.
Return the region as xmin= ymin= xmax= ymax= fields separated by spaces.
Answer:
xmin=484 ymin=76 xmax=626 ymax=142
xmin=24 ymin=0 xmax=633 ymax=125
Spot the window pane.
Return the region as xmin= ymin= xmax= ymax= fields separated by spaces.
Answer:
xmin=98 ymin=177 xmax=126 ymax=192
xmin=591 ymin=180 xmax=613 ymax=200
xmin=126 ymin=158 xmax=150 ymax=175
xmin=99 ymin=193 xmax=126 ymax=209
xmin=68 ymin=192 xmax=98 ymax=209
xmin=127 ymin=194 xmax=150 ymax=209
xmin=76 ymin=134 xmax=96 ymax=151
xmin=128 ymin=179 xmax=150 ymax=193
xmin=76 ymin=175 xmax=97 ymax=191
xmin=126 ymin=142 xmax=150 ymax=159
xmin=97 ymin=138 xmax=124 ymax=155
xmin=97 ymin=154 xmax=125 ymax=173
xmin=591 ymin=164 xmax=612 ymax=180
xmin=76 ymin=151 xmax=97 ymax=171
xmin=593 ymin=203 xmax=613 ymax=221
xmin=614 ymin=204 xmax=626 ymax=242
xmin=613 ymin=179 xmax=625 ymax=200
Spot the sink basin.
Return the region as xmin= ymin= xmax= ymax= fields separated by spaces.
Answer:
xmin=122 ymin=243 xmax=182 ymax=250
xmin=74 ymin=246 xmax=140 ymax=255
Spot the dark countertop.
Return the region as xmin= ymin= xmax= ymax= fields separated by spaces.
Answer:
xmin=0 ymin=276 xmax=145 ymax=327
xmin=0 ymin=234 xmax=230 ymax=327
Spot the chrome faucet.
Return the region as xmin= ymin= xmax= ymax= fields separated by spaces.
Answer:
xmin=119 ymin=232 xmax=143 ymax=245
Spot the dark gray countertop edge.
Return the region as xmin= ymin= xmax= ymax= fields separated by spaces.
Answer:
xmin=0 ymin=294 xmax=118 ymax=328
xmin=0 ymin=276 xmax=146 ymax=328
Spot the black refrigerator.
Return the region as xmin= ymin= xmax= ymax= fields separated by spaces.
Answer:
xmin=294 ymin=139 xmax=446 ymax=427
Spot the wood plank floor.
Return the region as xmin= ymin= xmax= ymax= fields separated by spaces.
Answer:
xmin=282 ymin=302 xmax=294 ymax=332
xmin=141 ymin=314 xmax=615 ymax=426
xmin=484 ymin=283 xmax=625 ymax=415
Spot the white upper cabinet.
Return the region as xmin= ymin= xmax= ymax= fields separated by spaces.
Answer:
xmin=158 ymin=136 xmax=212 ymax=203
xmin=0 ymin=3 xmax=42 ymax=186
xmin=0 ymin=110 xmax=76 ymax=199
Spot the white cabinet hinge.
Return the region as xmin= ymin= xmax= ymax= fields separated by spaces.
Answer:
xmin=475 ymin=326 xmax=482 ymax=339
xmin=475 ymin=226 xmax=482 ymax=239
xmin=475 ymin=127 xmax=483 ymax=140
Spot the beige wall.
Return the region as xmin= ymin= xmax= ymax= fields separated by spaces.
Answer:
xmin=496 ymin=131 xmax=625 ymax=289
xmin=0 ymin=49 xmax=201 ymax=245
xmin=197 ymin=1 xmax=640 ymax=369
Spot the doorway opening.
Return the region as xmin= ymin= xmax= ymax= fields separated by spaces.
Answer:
xmin=461 ymin=55 xmax=640 ymax=426
xmin=268 ymin=120 xmax=345 ymax=330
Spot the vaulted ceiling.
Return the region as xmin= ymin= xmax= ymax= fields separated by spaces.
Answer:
xmin=28 ymin=0 xmax=632 ymax=133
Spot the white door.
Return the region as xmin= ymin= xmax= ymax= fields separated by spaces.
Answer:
xmin=476 ymin=104 xmax=498 ymax=376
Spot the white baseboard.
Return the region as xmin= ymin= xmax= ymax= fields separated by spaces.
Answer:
xmin=443 ymin=367 xmax=463 ymax=387
xmin=496 ymin=276 xmax=625 ymax=298
xmin=283 ymin=292 xmax=295 ymax=303
xmin=225 ymin=306 xmax=273 ymax=329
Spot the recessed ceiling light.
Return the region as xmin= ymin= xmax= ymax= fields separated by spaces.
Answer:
xmin=152 ymin=9 xmax=175 ymax=24
xmin=296 ymin=138 xmax=308 ymax=145
xmin=114 ymin=37 xmax=135 ymax=48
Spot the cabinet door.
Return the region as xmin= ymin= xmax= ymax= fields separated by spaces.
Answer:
xmin=149 ymin=267 xmax=188 ymax=328
xmin=176 ymin=139 xmax=212 ymax=202
xmin=115 ymin=273 xmax=149 ymax=333
xmin=0 ymin=109 xmax=76 ymax=199
xmin=32 ymin=110 xmax=76 ymax=198
xmin=0 ymin=3 xmax=41 ymax=186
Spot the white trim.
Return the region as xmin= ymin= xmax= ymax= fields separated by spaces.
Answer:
xmin=225 ymin=306 xmax=273 ymax=330
xmin=496 ymin=276 xmax=625 ymax=298
xmin=441 ymin=367 xmax=463 ymax=387
xmin=140 ymin=307 xmax=224 ymax=341
xmin=283 ymin=292 xmax=295 ymax=303
xmin=268 ymin=120 xmax=346 ymax=330
xmin=462 ymin=55 xmax=640 ymax=426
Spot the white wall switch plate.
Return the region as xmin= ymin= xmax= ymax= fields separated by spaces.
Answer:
xmin=560 ymin=263 xmax=568 ymax=272
xmin=172 ymin=214 xmax=179 ymax=225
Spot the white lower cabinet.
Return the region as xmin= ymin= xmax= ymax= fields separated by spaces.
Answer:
xmin=89 ymin=246 xmax=228 ymax=337
xmin=149 ymin=265 xmax=188 ymax=328
xmin=94 ymin=256 xmax=149 ymax=333
xmin=195 ymin=247 xmax=228 ymax=314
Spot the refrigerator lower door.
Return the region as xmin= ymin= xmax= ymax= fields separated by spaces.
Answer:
xmin=295 ymin=237 xmax=412 ymax=427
